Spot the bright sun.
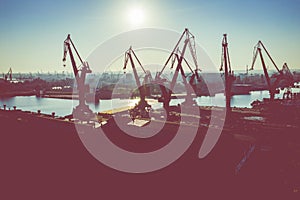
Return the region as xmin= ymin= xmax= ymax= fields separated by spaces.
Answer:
xmin=127 ymin=6 xmax=145 ymax=26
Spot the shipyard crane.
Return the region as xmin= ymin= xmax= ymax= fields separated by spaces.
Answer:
xmin=4 ymin=68 xmax=12 ymax=82
xmin=281 ymin=63 xmax=296 ymax=99
xmin=123 ymin=46 xmax=151 ymax=119
xmin=250 ymin=41 xmax=294 ymax=100
xmin=62 ymin=34 xmax=93 ymax=119
xmin=220 ymin=34 xmax=235 ymax=110
xmin=281 ymin=63 xmax=295 ymax=86
xmin=155 ymin=28 xmax=201 ymax=110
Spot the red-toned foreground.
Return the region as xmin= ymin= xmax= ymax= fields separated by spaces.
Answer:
xmin=0 ymin=109 xmax=299 ymax=199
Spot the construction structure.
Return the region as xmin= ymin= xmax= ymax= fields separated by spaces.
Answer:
xmin=220 ymin=34 xmax=235 ymax=111
xmin=123 ymin=46 xmax=152 ymax=120
xmin=250 ymin=41 xmax=294 ymax=100
xmin=63 ymin=34 xmax=93 ymax=120
xmin=154 ymin=28 xmax=201 ymax=111
xmin=3 ymin=68 xmax=12 ymax=82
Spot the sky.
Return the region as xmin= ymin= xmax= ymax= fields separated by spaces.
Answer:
xmin=0 ymin=0 xmax=300 ymax=73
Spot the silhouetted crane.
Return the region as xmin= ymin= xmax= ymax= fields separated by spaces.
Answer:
xmin=220 ymin=34 xmax=235 ymax=110
xmin=154 ymin=28 xmax=201 ymax=110
xmin=250 ymin=41 xmax=295 ymax=100
xmin=4 ymin=68 xmax=12 ymax=82
xmin=63 ymin=34 xmax=93 ymax=119
xmin=123 ymin=46 xmax=151 ymax=120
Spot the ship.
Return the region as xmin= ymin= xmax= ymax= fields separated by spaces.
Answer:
xmin=231 ymin=84 xmax=252 ymax=95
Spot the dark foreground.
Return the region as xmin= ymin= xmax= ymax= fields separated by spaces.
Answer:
xmin=0 ymin=109 xmax=299 ymax=199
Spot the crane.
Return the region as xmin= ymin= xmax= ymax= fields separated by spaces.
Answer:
xmin=281 ymin=63 xmax=294 ymax=86
xmin=250 ymin=41 xmax=294 ymax=100
xmin=63 ymin=34 xmax=93 ymax=119
xmin=123 ymin=46 xmax=151 ymax=119
xmin=155 ymin=28 xmax=201 ymax=110
xmin=281 ymin=63 xmax=296 ymax=99
xmin=4 ymin=68 xmax=12 ymax=82
xmin=220 ymin=34 xmax=235 ymax=110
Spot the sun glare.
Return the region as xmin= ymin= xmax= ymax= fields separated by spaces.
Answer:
xmin=127 ymin=6 xmax=145 ymax=26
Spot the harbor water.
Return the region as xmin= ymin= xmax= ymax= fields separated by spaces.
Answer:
xmin=0 ymin=89 xmax=295 ymax=117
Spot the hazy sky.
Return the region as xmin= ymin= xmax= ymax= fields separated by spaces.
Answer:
xmin=0 ymin=0 xmax=299 ymax=73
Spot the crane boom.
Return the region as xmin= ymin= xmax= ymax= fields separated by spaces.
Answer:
xmin=169 ymin=39 xmax=189 ymax=93
xmin=259 ymin=41 xmax=280 ymax=72
xmin=258 ymin=47 xmax=272 ymax=91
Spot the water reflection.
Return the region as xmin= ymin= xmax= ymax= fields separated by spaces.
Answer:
xmin=0 ymin=89 xmax=295 ymax=117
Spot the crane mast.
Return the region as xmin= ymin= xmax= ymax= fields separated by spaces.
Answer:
xmin=220 ymin=34 xmax=235 ymax=110
xmin=62 ymin=34 xmax=93 ymax=119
